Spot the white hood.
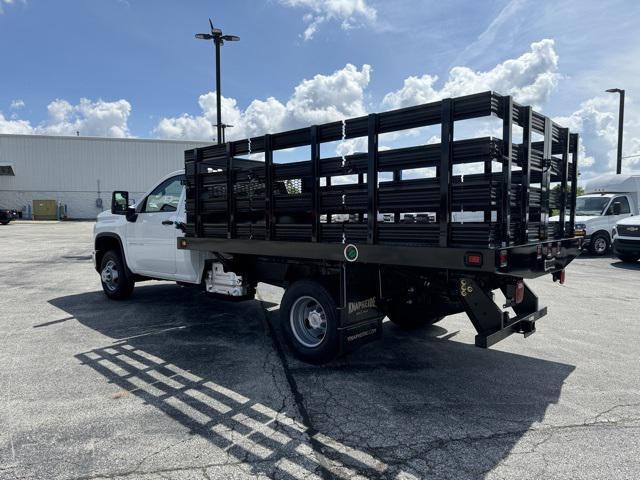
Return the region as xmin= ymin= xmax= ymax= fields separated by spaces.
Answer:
xmin=617 ymin=215 xmax=640 ymax=227
xmin=549 ymin=215 xmax=599 ymax=223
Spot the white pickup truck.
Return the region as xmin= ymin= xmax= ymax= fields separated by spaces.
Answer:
xmin=613 ymin=215 xmax=640 ymax=263
xmin=93 ymin=170 xmax=214 ymax=299
xmin=552 ymin=174 xmax=640 ymax=255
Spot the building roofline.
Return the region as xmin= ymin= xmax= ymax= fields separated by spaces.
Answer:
xmin=0 ymin=133 xmax=213 ymax=146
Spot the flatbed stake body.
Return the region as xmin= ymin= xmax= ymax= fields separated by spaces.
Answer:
xmin=177 ymin=91 xmax=581 ymax=363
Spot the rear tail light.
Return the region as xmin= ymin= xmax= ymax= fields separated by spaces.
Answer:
xmin=499 ymin=250 xmax=508 ymax=268
xmin=515 ymin=280 xmax=525 ymax=304
xmin=553 ymin=269 xmax=566 ymax=284
xmin=465 ymin=252 xmax=483 ymax=267
xmin=536 ymin=244 xmax=543 ymax=259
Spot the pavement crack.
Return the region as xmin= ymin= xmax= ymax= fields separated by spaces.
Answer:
xmin=256 ymin=295 xmax=332 ymax=480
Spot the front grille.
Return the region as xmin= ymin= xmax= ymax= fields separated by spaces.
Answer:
xmin=616 ymin=239 xmax=640 ymax=246
xmin=618 ymin=225 xmax=640 ymax=237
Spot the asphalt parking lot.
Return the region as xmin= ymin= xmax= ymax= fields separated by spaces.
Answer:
xmin=1 ymin=222 xmax=639 ymax=480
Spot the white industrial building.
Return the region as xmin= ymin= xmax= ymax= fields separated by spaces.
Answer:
xmin=0 ymin=134 xmax=211 ymax=219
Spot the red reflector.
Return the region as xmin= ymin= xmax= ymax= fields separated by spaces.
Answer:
xmin=515 ymin=280 xmax=525 ymax=304
xmin=499 ymin=249 xmax=508 ymax=268
xmin=466 ymin=253 xmax=483 ymax=266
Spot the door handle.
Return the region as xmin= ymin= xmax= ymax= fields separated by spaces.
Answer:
xmin=162 ymin=220 xmax=174 ymax=226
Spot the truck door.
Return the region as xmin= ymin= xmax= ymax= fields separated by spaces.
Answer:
xmin=607 ymin=195 xmax=633 ymax=233
xmin=126 ymin=175 xmax=184 ymax=278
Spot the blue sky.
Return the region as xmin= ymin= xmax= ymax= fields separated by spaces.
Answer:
xmin=1 ymin=0 xmax=640 ymax=178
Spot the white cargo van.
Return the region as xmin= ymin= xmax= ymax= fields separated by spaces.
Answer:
xmin=565 ymin=175 xmax=640 ymax=255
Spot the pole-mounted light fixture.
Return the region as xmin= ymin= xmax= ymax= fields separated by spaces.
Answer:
xmin=195 ymin=19 xmax=240 ymax=145
xmin=606 ymin=88 xmax=625 ymax=174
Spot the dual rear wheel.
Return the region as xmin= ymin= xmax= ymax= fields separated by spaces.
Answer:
xmin=280 ymin=279 xmax=442 ymax=363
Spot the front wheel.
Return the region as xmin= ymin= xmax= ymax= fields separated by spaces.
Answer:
xmin=100 ymin=250 xmax=135 ymax=300
xmin=0 ymin=221 xmax=9 ymax=225
xmin=387 ymin=301 xmax=443 ymax=329
xmin=617 ymin=255 xmax=639 ymax=263
xmin=589 ymin=233 xmax=610 ymax=256
xmin=281 ymin=280 xmax=339 ymax=364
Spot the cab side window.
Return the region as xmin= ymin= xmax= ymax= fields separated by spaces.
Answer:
xmin=609 ymin=196 xmax=631 ymax=215
xmin=143 ymin=175 xmax=184 ymax=213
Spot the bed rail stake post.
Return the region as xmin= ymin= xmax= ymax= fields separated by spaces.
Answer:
xmin=569 ymin=133 xmax=579 ymax=236
xmin=367 ymin=114 xmax=379 ymax=244
xmin=559 ymin=128 xmax=570 ymax=238
xmin=226 ymin=142 xmax=235 ymax=239
xmin=540 ymin=117 xmax=552 ymax=240
xmin=439 ymin=98 xmax=453 ymax=247
xmin=520 ymin=106 xmax=532 ymax=244
xmin=193 ymin=147 xmax=203 ymax=238
xmin=500 ymin=95 xmax=513 ymax=246
xmin=264 ymin=134 xmax=273 ymax=241
xmin=311 ymin=126 xmax=321 ymax=242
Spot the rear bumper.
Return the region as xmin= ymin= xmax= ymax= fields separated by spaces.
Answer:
xmin=613 ymin=238 xmax=640 ymax=256
xmin=497 ymin=237 xmax=582 ymax=279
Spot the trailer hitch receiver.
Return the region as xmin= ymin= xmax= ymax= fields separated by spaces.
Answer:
xmin=459 ymin=277 xmax=547 ymax=348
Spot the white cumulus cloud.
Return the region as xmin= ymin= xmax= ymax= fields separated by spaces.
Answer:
xmin=154 ymin=64 xmax=371 ymax=142
xmin=279 ymin=0 xmax=377 ymax=40
xmin=555 ymin=95 xmax=640 ymax=179
xmin=0 ymin=98 xmax=132 ymax=137
xmin=0 ymin=0 xmax=24 ymax=14
xmin=10 ymin=99 xmax=25 ymax=110
xmin=383 ymin=39 xmax=560 ymax=110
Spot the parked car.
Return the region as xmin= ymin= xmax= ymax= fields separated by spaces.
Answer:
xmin=0 ymin=208 xmax=18 ymax=225
xmin=551 ymin=174 xmax=640 ymax=255
xmin=613 ymin=216 xmax=640 ymax=263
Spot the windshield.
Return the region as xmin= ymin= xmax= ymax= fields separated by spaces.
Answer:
xmin=576 ymin=196 xmax=610 ymax=216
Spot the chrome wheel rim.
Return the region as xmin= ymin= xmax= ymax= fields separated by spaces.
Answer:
xmin=290 ymin=296 xmax=327 ymax=348
xmin=101 ymin=260 xmax=119 ymax=292
xmin=594 ymin=237 xmax=607 ymax=254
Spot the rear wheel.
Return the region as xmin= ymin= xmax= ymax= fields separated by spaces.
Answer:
xmin=589 ymin=233 xmax=609 ymax=256
xmin=281 ymin=280 xmax=339 ymax=364
xmin=617 ymin=255 xmax=639 ymax=263
xmin=387 ymin=301 xmax=443 ymax=329
xmin=1 ymin=221 xmax=9 ymax=225
xmin=100 ymin=250 xmax=135 ymax=300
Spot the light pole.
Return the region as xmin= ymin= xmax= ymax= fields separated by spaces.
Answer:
xmin=606 ymin=88 xmax=625 ymax=174
xmin=214 ymin=123 xmax=233 ymax=143
xmin=196 ymin=19 xmax=240 ymax=145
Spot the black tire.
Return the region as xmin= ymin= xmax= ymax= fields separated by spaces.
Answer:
xmin=589 ymin=233 xmax=610 ymax=256
xmin=280 ymin=279 xmax=340 ymax=364
xmin=0 ymin=221 xmax=9 ymax=225
xmin=387 ymin=301 xmax=443 ymax=329
xmin=100 ymin=250 xmax=135 ymax=300
xmin=617 ymin=255 xmax=639 ymax=263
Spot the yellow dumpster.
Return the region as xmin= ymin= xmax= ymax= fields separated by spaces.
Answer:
xmin=33 ymin=200 xmax=58 ymax=220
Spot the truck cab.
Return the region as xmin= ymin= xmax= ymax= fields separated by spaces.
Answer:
xmin=555 ymin=174 xmax=640 ymax=255
xmin=93 ymin=170 xmax=209 ymax=299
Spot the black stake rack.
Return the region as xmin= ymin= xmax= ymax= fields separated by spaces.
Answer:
xmin=184 ymin=91 xmax=579 ymax=251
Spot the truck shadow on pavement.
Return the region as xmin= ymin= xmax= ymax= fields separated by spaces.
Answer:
xmin=49 ymin=284 xmax=575 ymax=479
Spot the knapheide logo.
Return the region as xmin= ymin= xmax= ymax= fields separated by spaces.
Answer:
xmin=348 ymin=296 xmax=377 ymax=314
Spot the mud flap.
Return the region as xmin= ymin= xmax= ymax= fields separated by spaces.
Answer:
xmin=337 ymin=263 xmax=384 ymax=353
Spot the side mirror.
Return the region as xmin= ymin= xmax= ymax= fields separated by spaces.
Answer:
xmin=612 ymin=202 xmax=622 ymax=215
xmin=111 ymin=191 xmax=129 ymax=215
xmin=125 ymin=206 xmax=138 ymax=222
